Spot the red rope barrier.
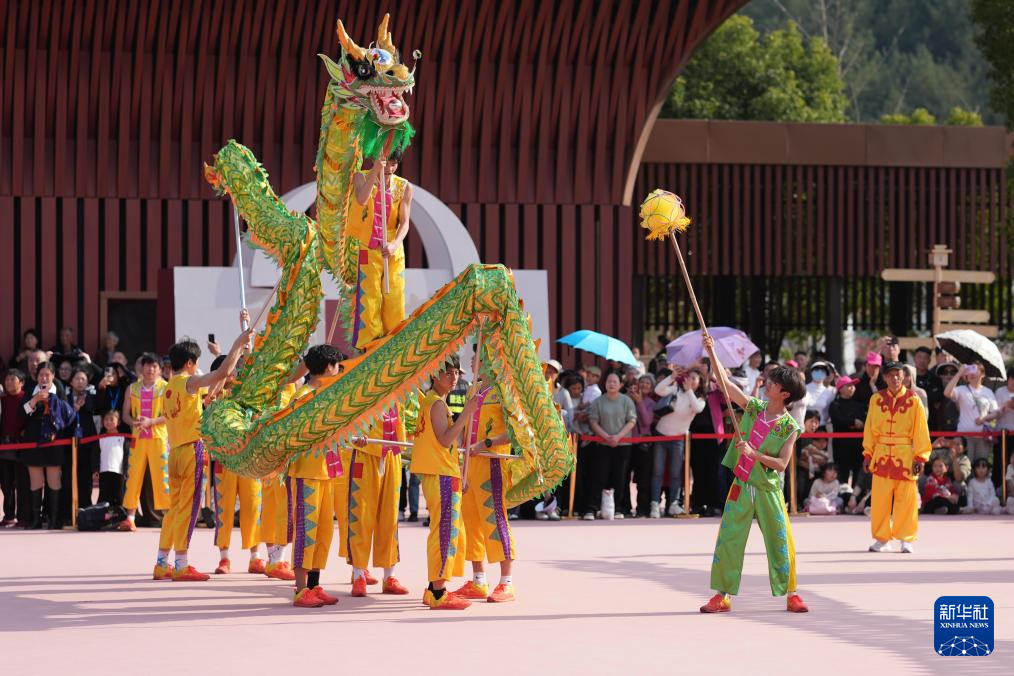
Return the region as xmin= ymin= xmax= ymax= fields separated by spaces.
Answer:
xmin=0 ymin=432 xmax=134 ymax=452
xmin=579 ymin=430 xmax=1001 ymax=444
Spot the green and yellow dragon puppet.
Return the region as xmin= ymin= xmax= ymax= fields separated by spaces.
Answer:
xmin=200 ymin=15 xmax=572 ymax=506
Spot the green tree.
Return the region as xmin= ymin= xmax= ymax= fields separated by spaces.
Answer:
xmin=970 ymin=0 xmax=1014 ymax=127
xmin=665 ymin=16 xmax=847 ymax=122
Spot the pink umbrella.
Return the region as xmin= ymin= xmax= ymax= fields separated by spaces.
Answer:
xmin=665 ymin=328 xmax=760 ymax=369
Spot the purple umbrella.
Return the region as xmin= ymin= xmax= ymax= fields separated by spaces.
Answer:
xmin=666 ymin=328 xmax=760 ymax=369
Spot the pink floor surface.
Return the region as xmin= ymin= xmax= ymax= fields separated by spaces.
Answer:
xmin=1 ymin=514 xmax=1011 ymax=675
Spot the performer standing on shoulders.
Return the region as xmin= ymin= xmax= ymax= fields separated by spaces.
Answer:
xmin=864 ymin=361 xmax=931 ymax=554
xmin=349 ymin=148 xmax=413 ymax=350
xmin=699 ymin=335 xmax=809 ymax=614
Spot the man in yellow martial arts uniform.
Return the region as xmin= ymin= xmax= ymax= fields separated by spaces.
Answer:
xmin=414 ymin=355 xmax=478 ymax=610
xmin=453 ymin=381 xmax=516 ymax=603
xmin=348 ymin=148 xmax=413 ymax=350
xmin=863 ymin=361 xmax=932 ymax=554
xmin=287 ymin=345 xmax=343 ymax=608
xmin=259 ymin=382 xmax=297 ymax=581
xmin=119 ymin=353 xmax=170 ymax=531
xmin=342 ymin=406 xmax=410 ymax=597
xmin=153 ymin=319 xmax=252 ymax=582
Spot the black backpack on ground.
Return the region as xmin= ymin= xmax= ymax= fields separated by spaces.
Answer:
xmin=76 ymin=502 xmax=128 ymax=531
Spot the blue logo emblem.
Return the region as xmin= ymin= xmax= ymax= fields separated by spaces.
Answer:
xmin=935 ymin=596 xmax=993 ymax=656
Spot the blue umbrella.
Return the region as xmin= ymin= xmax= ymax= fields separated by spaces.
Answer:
xmin=557 ymin=330 xmax=640 ymax=366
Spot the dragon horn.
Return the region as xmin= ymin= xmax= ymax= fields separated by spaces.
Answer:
xmin=336 ymin=19 xmax=366 ymax=60
xmin=377 ymin=13 xmax=395 ymax=54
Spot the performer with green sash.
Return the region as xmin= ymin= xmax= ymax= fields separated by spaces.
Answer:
xmin=699 ymin=335 xmax=810 ymax=614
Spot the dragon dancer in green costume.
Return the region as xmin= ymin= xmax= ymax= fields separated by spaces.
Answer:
xmin=699 ymin=335 xmax=810 ymax=614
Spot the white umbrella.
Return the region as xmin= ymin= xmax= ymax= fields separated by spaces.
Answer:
xmin=934 ymin=329 xmax=1006 ymax=379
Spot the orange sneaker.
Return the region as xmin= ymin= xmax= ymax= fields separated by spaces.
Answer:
xmin=428 ymin=590 xmax=471 ymax=610
xmin=786 ymin=594 xmax=809 ymax=613
xmin=265 ymin=561 xmax=296 ymax=581
xmin=214 ymin=558 xmax=231 ymax=575
xmin=422 ymin=589 xmax=434 ymax=606
xmin=248 ymin=558 xmax=266 ymax=575
xmin=351 ymin=575 xmax=368 ymax=597
xmin=173 ymin=565 xmax=211 ymax=582
xmin=699 ymin=593 xmax=732 ymax=613
xmin=313 ymin=586 xmax=339 ymax=605
xmin=153 ymin=564 xmax=174 ymax=580
xmin=293 ymin=587 xmax=324 ymax=608
xmin=382 ymin=576 xmax=410 ymax=595
xmin=451 ymin=580 xmax=490 ymax=600
xmin=117 ymin=519 xmax=136 ymax=532
xmin=364 ymin=570 xmax=379 ymax=585
xmin=486 ymin=583 xmax=515 ymax=603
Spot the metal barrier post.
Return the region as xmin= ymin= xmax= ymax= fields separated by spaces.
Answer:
xmin=71 ymin=437 xmax=78 ymax=528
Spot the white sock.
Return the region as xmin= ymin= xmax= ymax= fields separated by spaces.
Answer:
xmin=474 ymin=572 xmax=487 ymax=586
xmin=219 ymin=548 xmax=229 ymax=560
xmin=500 ymin=575 xmax=512 ymax=586
xmin=383 ymin=567 xmax=395 ymax=580
xmin=174 ymin=552 xmax=188 ymax=569
xmin=128 ymin=513 xmax=136 ymax=523
xmin=268 ymin=545 xmax=282 ymax=564
xmin=249 ymin=547 xmax=260 ymax=561
xmin=353 ymin=567 xmax=366 ymax=581
xmin=156 ymin=550 xmax=169 ymax=567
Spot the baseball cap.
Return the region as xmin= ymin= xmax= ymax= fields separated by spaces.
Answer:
xmin=834 ymin=376 xmax=859 ymax=391
xmin=544 ymin=359 xmax=563 ymax=374
xmin=866 ymin=352 xmax=883 ymax=366
xmin=882 ymin=360 xmax=904 ymax=373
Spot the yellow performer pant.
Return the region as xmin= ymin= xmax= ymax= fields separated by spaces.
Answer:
xmin=291 ymin=477 xmax=334 ymax=571
xmin=123 ymin=437 xmax=171 ymax=511
xmin=462 ymin=457 xmax=516 ymax=564
xmin=420 ymin=474 xmax=465 ymax=583
xmin=260 ymin=477 xmax=291 ymax=545
xmin=212 ymin=466 xmax=262 ymax=550
xmin=338 ymin=449 xmax=402 ymax=569
xmin=334 ymin=450 xmax=352 ymax=555
xmin=352 ymin=247 xmax=405 ymax=349
xmin=870 ymin=475 xmax=919 ymax=543
xmin=158 ymin=441 xmax=206 ymax=552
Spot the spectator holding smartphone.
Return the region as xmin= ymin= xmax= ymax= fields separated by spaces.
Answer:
xmin=944 ymin=361 xmax=998 ymax=463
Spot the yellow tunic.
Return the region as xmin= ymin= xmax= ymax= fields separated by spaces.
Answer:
xmin=862 ymin=386 xmax=932 ymax=480
xmin=162 ymin=374 xmax=203 ymax=449
xmin=129 ymin=379 xmax=169 ymax=443
xmin=123 ymin=379 xmax=171 ymax=511
xmin=347 ymin=174 xmax=408 ymax=245
xmin=411 ymin=391 xmax=459 ymax=478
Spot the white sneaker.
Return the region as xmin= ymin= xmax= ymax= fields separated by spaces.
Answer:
xmin=582 ymin=512 xmax=595 ymax=521
xmin=535 ymin=512 xmax=549 ymax=520
xmin=649 ymin=501 xmax=661 ymax=519
xmin=667 ymin=502 xmax=685 ymax=517
xmin=547 ymin=510 xmax=561 ymax=521
xmin=614 ymin=513 xmax=624 ymax=520
xmin=1006 ymin=497 xmax=1014 ymax=514
xmin=900 ymin=541 xmax=914 ymax=554
xmin=868 ymin=540 xmax=892 ymax=553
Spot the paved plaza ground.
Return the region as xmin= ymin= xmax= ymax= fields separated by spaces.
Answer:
xmin=1 ymin=514 xmax=1011 ymax=675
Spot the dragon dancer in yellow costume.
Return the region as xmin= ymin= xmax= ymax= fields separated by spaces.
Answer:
xmin=349 ymin=148 xmax=413 ymax=350
xmin=154 ymin=318 xmax=253 ymax=582
xmin=259 ymin=382 xmax=297 ymax=581
xmin=415 ymin=355 xmax=478 ymax=610
xmin=119 ymin=353 xmax=170 ymax=532
xmin=453 ymin=348 xmax=516 ymax=603
xmin=338 ymin=406 xmax=411 ymax=597
xmin=287 ymin=345 xmax=344 ymax=608
xmin=863 ymin=360 xmax=932 ymax=554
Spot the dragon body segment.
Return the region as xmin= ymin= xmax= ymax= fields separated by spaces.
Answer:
xmin=199 ymin=15 xmax=572 ymax=507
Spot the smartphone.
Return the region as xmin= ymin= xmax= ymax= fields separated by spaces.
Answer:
xmin=965 ymin=364 xmax=977 ymax=374
xmin=208 ymin=333 xmax=216 ymax=344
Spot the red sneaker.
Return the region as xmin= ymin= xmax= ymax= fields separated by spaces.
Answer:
xmin=117 ymin=519 xmax=136 ymax=532
xmin=351 ymin=575 xmax=368 ymax=597
xmin=313 ymin=586 xmax=339 ymax=605
xmin=173 ymin=565 xmax=211 ymax=582
xmin=451 ymin=580 xmax=490 ymax=600
xmin=786 ymin=594 xmax=809 ymax=613
xmin=364 ymin=569 xmax=379 ymax=585
xmin=214 ymin=558 xmax=231 ymax=575
xmin=428 ymin=591 xmax=471 ymax=610
xmin=699 ymin=593 xmax=732 ymax=613
xmin=293 ymin=587 xmax=324 ymax=608
xmin=153 ymin=564 xmax=174 ymax=581
xmin=265 ymin=561 xmax=296 ymax=581
xmin=382 ymin=576 xmax=410 ymax=595
xmin=248 ymin=558 xmax=266 ymax=575
xmin=486 ymin=583 xmax=515 ymax=603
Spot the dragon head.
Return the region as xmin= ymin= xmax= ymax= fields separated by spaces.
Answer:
xmin=321 ymin=14 xmax=415 ymax=128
